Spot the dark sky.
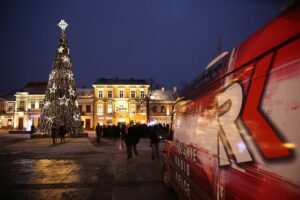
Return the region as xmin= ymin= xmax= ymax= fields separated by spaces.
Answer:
xmin=0 ymin=0 xmax=282 ymax=92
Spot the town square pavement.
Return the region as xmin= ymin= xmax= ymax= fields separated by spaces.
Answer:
xmin=0 ymin=133 xmax=177 ymax=200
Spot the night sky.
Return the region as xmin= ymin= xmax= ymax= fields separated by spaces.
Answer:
xmin=0 ymin=0 xmax=282 ymax=92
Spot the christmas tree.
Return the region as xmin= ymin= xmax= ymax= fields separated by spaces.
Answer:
xmin=39 ymin=19 xmax=82 ymax=135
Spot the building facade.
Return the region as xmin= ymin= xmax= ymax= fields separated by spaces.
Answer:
xmin=0 ymin=93 xmax=15 ymax=129
xmin=93 ymin=78 xmax=149 ymax=126
xmin=0 ymin=79 xmax=178 ymax=131
xmin=149 ymin=87 xmax=178 ymax=125
xmin=77 ymin=88 xmax=94 ymax=130
xmin=13 ymin=82 xmax=46 ymax=130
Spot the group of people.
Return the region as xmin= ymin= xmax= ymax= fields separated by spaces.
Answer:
xmin=95 ymin=122 xmax=170 ymax=160
xmin=50 ymin=123 xmax=67 ymax=144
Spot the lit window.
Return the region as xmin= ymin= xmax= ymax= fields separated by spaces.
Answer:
xmin=131 ymin=90 xmax=135 ymax=98
xmin=119 ymin=90 xmax=124 ymax=98
xmin=130 ymin=103 xmax=136 ymax=115
xmin=98 ymin=104 xmax=103 ymax=114
xmin=86 ymin=105 xmax=91 ymax=113
xmin=140 ymin=91 xmax=145 ymax=98
xmin=39 ymin=101 xmax=43 ymax=109
xmin=20 ymin=100 xmax=25 ymax=107
xmin=31 ymin=101 xmax=35 ymax=109
xmin=161 ymin=106 xmax=165 ymax=113
xmin=8 ymin=105 xmax=13 ymax=111
xmin=107 ymin=104 xmax=113 ymax=113
xmin=98 ymin=90 xmax=103 ymax=98
xmin=108 ymin=91 xmax=113 ymax=98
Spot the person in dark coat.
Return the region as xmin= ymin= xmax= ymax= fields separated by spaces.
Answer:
xmin=149 ymin=124 xmax=161 ymax=160
xmin=125 ymin=122 xmax=135 ymax=160
xmin=51 ymin=123 xmax=57 ymax=145
xmin=96 ymin=123 xmax=102 ymax=143
xmin=131 ymin=125 xmax=140 ymax=156
xmin=30 ymin=124 xmax=35 ymax=134
xmin=59 ymin=125 xmax=66 ymax=143
xmin=120 ymin=124 xmax=127 ymax=149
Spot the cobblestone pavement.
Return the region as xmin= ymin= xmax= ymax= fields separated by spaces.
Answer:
xmin=0 ymin=133 xmax=177 ymax=200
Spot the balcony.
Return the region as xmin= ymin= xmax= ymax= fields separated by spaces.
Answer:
xmin=16 ymin=108 xmax=25 ymax=112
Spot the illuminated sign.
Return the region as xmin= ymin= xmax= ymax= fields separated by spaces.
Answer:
xmin=115 ymin=101 xmax=128 ymax=113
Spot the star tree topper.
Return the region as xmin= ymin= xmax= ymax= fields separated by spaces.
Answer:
xmin=57 ymin=19 xmax=68 ymax=31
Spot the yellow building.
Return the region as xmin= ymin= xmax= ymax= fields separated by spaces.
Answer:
xmin=93 ymin=78 xmax=149 ymax=127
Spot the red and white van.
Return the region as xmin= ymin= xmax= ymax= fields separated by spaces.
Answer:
xmin=163 ymin=4 xmax=300 ymax=200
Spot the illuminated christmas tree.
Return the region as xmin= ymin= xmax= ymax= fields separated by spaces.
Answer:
xmin=39 ymin=19 xmax=82 ymax=134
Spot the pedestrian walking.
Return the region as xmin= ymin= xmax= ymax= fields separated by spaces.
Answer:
xmin=59 ymin=124 xmax=66 ymax=143
xmin=132 ymin=125 xmax=140 ymax=156
xmin=51 ymin=123 xmax=57 ymax=145
xmin=149 ymin=124 xmax=161 ymax=160
xmin=125 ymin=122 xmax=135 ymax=160
xmin=96 ymin=123 xmax=102 ymax=143
xmin=30 ymin=124 xmax=35 ymax=134
xmin=120 ymin=124 xmax=127 ymax=149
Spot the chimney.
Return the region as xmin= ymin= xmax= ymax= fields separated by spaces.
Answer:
xmin=161 ymin=87 xmax=165 ymax=92
xmin=173 ymin=87 xmax=177 ymax=93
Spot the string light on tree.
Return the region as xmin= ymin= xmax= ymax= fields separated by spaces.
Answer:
xmin=62 ymin=55 xmax=70 ymax=63
xmin=69 ymin=87 xmax=75 ymax=96
xmin=45 ymin=116 xmax=54 ymax=125
xmin=58 ymin=46 xmax=64 ymax=53
xmin=49 ymin=71 xmax=56 ymax=80
xmin=49 ymin=83 xmax=57 ymax=93
xmin=43 ymin=101 xmax=50 ymax=108
xmin=73 ymin=114 xmax=80 ymax=121
xmin=58 ymin=95 xmax=69 ymax=106
xmin=75 ymin=100 xmax=79 ymax=107
xmin=66 ymin=72 xmax=73 ymax=79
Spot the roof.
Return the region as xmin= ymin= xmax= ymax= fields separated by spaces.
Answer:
xmin=0 ymin=90 xmax=17 ymax=101
xmin=77 ymin=88 xmax=93 ymax=93
xmin=94 ymin=78 xmax=149 ymax=85
xmin=150 ymin=89 xmax=178 ymax=101
xmin=21 ymin=82 xmax=47 ymax=94
xmin=77 ymin=88 xmax=93 ymax=96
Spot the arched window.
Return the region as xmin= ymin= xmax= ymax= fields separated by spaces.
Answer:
xmin=152 ymin=106 xmax=157 ymax=113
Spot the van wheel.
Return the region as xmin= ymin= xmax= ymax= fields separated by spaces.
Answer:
xmin=162 ymin=163 xmax=172 ymax=189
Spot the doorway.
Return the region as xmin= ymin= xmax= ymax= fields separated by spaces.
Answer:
xmin=18 ymin=118 xmax=24 ymax=130
xmin=85 ymin=119 xmax=91 ymax=130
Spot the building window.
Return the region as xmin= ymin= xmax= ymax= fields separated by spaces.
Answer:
xmin=8 ymin=105 xmax=13 ymax=112
xmin=98 ymin=90 xmax=103 ymax=98
xmin=161 ymin=106 xmax=165 ymax=113
xmin=86 ymin=105 xmax=91 ymax=113
xmin=152 ymin=106 xmax=157 ymax=113
xmin=131 ymin=90 xmax=135 ymax=98
xmin=140 ymin=91 xmax=145 ymax=98
xmin=130 ymin=103 xmax=136 ymax=115
xmin=140 ymin=102 xmax=146 ymax=113
xmin=107 ymin=104 xmax=113 ymax=113
xmin=79 ymin=105 xmax=83 ymax=113
xmin=31 ymin=101 xmax=35 ymax=109
xmin=39 ymin=101 xmax=43 ymax=109
xmin=108 ymin=91 xmax=113 ymax=98
xmin=19 ymin=100 xmax=25 ymax=111
xmin=97 ymin=104 xmax=103 ymax=114
xmin=119 ymin=90 xmax=124 ymax=98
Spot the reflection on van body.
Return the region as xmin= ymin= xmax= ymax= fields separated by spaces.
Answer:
xmin=163 ymin=4 xmax=300 ymax=200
